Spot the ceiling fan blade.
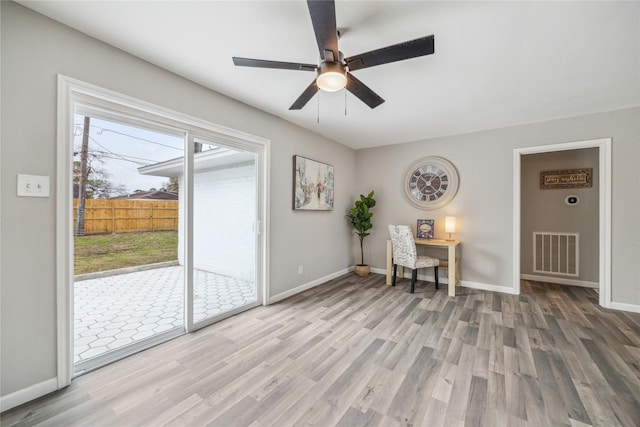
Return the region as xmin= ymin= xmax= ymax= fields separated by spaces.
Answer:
xmin=233 ymin=57 xmax=317 ymax=72
xmin=345 ymin=73 xmax=384 ymax=109
xmin=345 ymin=35 xmax=435 ymax=72
xmin=307 ymin=0 xmax=339 ymax=62
xmin=289 ymin=80 xmax=319 ymax=110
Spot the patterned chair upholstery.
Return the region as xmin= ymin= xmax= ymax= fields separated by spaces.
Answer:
xmin=388 ymin=225 xmax=439 ymax=293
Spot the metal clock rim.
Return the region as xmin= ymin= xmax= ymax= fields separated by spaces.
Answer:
xmin=403 ymin=156 xmax=459 ymax=210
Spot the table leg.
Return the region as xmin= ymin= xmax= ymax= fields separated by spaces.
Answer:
xmin=448 ymin=245 xmax=457 ymax=297
xmin=455 ymin=245 xmax=461 ymax=288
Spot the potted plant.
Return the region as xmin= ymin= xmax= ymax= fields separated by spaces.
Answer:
xmin=347 ymin=191 xmax=376 ymax=276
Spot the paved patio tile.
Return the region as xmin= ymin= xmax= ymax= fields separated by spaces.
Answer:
xmin=132 ymin=330 xmax=155 ymax=341
xmin=80 ymin=327 xmax=105 ymax=337
xmin=90 ymin=337 xmax=115 ymax=347
xmin=75 ymin=336 xmax=95 ymax=346
xmin=74 ymin=266 xmax=256 ymax=364
xmin=75 ymin=345 xmax=89 ymax=355
xmin=97 ymin=329 xmax=122 ymax=338
xmin=141 ymin=317 xmax=162 ymax=325
xmin=115 ymin=330 xmax=137 ymax=339
xmin=138 ymin=323 xmax=157 ymax=332
xmin=120 ymin=323 xmax=139 ymax=331
xmin=153 ymin=324 xmax=175 ymax=333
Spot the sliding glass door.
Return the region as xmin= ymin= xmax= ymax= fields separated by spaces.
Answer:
xmin=72 ymin=113 xmax=185 ymax=373
xmin=190 ymin=138 xmax=259 ymax=326
xmin=69 ymin=103 xmax=264 ymax=375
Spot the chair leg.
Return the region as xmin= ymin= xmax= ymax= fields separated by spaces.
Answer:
xmin=392 ymin=264 xmax=398 ymax=287
xmin=411 ymin=269 xmax=417 ymax=293
xmin=434 ymin=266 xmax=439 ymax=290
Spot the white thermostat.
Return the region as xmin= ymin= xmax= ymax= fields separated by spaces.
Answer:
xmin=565 ymin=195 xmax=579 ymax=206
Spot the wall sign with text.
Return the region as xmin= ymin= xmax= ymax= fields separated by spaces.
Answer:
xmin=540 ymin=168 xmax=592 ymax=189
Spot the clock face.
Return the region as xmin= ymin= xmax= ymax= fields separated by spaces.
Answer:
xmin=404 ymin=157 xmax=459 ymax=209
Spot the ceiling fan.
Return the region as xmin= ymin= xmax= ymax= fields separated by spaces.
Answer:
xmin=232 ymin=0 xmax=435 ymax=110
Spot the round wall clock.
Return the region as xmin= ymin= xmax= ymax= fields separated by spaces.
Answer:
xmin=404 ymin=156 xmax=459 ymax=210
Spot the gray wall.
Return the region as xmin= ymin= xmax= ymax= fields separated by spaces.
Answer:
xmin=0 ymin=2 xmax=355 ymax=398
xmin=355 ymin=107 xmax=639 ymax=299
xmin=520 ymin=149 xmax=599 ymax=283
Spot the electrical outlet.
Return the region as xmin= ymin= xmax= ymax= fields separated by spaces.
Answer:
xmin=298 ymin=265 xmax=304 ymax=275
xmin=17 ymin=174 xmax=50 ymax=198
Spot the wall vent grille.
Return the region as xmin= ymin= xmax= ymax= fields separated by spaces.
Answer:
xmin=533 ymin=232 xmax=579 ymax=277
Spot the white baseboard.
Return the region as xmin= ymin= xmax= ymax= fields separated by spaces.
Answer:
xmin=609 ymin=301 xmax=640 ymax=314
xmin=521 ymin=274 xmax=598 ymax=289
xmin=0 ymin=377 xmax=58 ymax=412
xmin=461 ymin=280 xmax=519 ymax=295
xmin=372 ymin=267 xmax=518 ymax=295
xmin=268 ymin=267 xmax=352 ymax=304
xmin=415 ymin=270 xmax=449 ymax=284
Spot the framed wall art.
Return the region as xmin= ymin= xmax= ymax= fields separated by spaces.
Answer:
xmin=540 ymin=168 xmax=592 ymax=189
xmin=293 ymin=155 xmax=334 ymax=211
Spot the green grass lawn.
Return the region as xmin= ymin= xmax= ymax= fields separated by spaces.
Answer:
xmin=74 ymin=231 xmax=178 ymax=275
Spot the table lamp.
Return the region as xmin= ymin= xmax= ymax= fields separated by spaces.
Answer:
xmin=445 ymin=216 xmax=456 ymax=241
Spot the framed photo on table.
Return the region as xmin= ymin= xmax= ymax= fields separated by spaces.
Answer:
xmin=293 ymin=155 xmax=334 ymax=211
xmin=417 ymin=219 xmax=434 ymax=239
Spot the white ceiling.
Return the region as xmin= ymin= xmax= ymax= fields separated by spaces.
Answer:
xmin=18 ymin=1 xmax=640 ymax=149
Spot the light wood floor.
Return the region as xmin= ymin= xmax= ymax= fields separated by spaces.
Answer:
xmin=3 ymin=274 xmax=640 ymax=426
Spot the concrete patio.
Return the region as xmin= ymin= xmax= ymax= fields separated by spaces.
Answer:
xmin=74 ymin=265 xmax=256 ymax=365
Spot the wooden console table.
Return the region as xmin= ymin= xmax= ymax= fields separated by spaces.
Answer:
xmin=386 ymin=239 xmax=461 ymax=296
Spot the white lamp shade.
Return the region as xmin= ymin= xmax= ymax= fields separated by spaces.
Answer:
xmin=445 ymin=216 xmax=457 ymax=233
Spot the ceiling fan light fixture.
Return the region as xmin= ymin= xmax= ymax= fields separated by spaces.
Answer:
xmin=316 ymin=61 xmax=347 ymax=92
xmin=232 ymin=1 xmax=434 ymax=109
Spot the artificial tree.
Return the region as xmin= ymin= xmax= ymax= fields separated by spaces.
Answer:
xmin=347 ymin=191 xmax=376 ymax=273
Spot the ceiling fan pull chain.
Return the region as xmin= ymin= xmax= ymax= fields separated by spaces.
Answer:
xmin=317 ymin=91 xmax=320 ymax=124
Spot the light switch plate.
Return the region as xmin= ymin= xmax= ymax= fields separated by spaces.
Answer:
xmin=17 ymin=174 xmax=50 ymax=197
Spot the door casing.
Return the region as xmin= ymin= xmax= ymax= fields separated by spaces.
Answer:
xmin=57 ymin=75 xmax=270 ymax=388
xmin=512 ymin=138 xmax=611 ymax=306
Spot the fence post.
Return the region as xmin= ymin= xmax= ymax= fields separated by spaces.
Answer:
xmin=112 ymin=203 xmax=116 ymax=234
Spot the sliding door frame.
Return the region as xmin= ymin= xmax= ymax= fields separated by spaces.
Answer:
xmin=56 ymin=75 xmax=270 ymax=388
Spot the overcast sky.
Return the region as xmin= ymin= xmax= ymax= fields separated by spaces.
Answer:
xmin=74 ymin=114 xmax=184 ymax=195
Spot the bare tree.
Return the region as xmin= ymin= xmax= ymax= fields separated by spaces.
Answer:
xmin=74 ymin=116 xmax=129 ymax=236
xmin=161 ymin=177 xmax=179 ymax=192
xmin=73 ymin=159 xmax=127 ymax=199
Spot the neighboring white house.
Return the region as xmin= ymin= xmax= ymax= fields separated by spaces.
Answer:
xmin=139 ymin=147 xmax=257 ymax=282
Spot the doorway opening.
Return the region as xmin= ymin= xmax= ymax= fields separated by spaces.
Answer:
xmin=513 ymin=138 xmax=611 ymax=307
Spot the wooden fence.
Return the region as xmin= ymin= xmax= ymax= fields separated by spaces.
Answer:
xmin=73 ymin=199 xmax=179 ymax=235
